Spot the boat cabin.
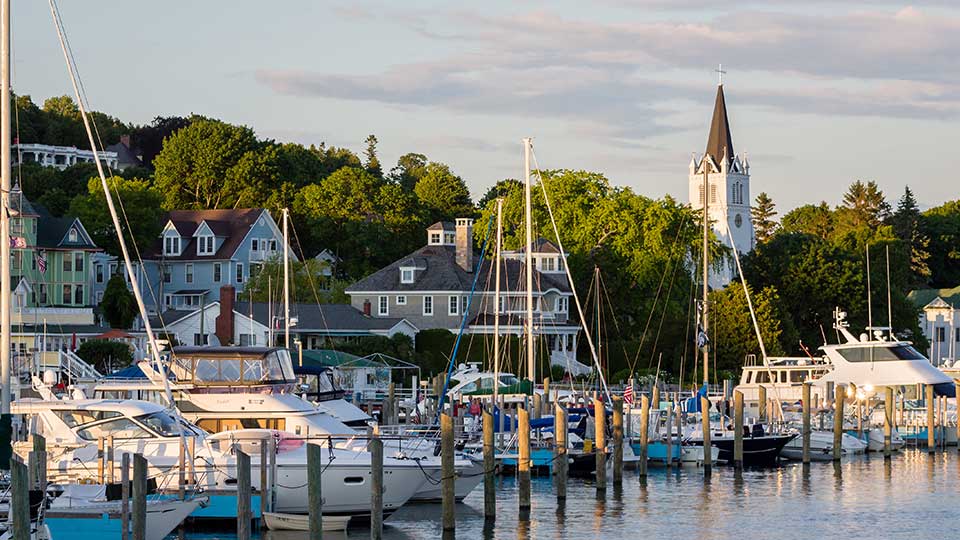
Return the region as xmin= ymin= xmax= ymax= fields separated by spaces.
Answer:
xmin=167 ymin=346 xmax=297 ymax=388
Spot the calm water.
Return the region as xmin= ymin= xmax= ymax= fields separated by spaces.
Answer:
xmin=188 ymin=449 xmax=960 ymax=540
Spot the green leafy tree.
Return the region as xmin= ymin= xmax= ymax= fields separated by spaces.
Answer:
xmin=476 ymin=179 xmax=522 ymax=210
xmin=76 ymin=340 xmax=134 ymax=373
xmin=100 ymin=273 xmax=138 ymax=329
xmin=242 ymin=259 xmax=340 ymax=303
xmin=889 ymin=186 xmax=930 ymax=286
xmin=751 ymin=192 xmax=778 ymax=243
xmin=389 ymin=152 xmax=428 ymax=191
xmin=921 ymin=200 xmax=960 ymax=288
xmin=153 ymin=118 xmax=279 ymax=209
xmin=68 ymin=176 xmax=164 ymax=255
xmin=413 ymin=162 xmax=474 ymax=222
xmin=780 ymin=202 xmax=835 ymax=240
xmin=130 ymin=115 xmax=192 ymax=167
xmin=836 ymin=180 xmax=890 ymax=231
xmin=364 ymin=134 xmax=382 ymax=178
xmin=710 ymin=284 xmax=789 ymax=374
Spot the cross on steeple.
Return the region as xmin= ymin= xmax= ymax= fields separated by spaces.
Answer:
xmin=716 ymin=63 xmax=726 ymax=86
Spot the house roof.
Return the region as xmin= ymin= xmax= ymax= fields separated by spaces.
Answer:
xmin=143 ymin=208 xmax=266 ymax=261
xmin=10 ymin=186 xmax=39 ymax=217
xmin=705 ymin=84 xmax=734 ymax=165
xmin=36 ymin=216 xmax=98 ymax=250
xmin=513 ymin=238 xmax=562 ymax=254
xmin=105 ymin=141 xmax=143 ymax=168
xmin=234 ymin=301 xmax=414 ymax=332
xmin=908 ymin=286 xmax=960 ymax=309
xmin=426 ymin=221 xmax=455 ymax=231
xmin=345 ymin=244 xmax=571 ymax=294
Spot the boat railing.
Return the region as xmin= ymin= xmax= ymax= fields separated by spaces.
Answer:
xmin=58 ymin=349 xmax=103 ymax=381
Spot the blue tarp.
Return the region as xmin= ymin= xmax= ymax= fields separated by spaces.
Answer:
xmin=682 ymin=383 xmax=709 ymax=413
xmin=104 ymin=364 xmax=148 ymax=379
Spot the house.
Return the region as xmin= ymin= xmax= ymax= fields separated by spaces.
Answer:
xmin=90 ymin=253 xmax=119 ymax=305
xmin=345 ymin=218 xmax=586 ymax=371
xmin=151 ymin=285 xmax=417 ymax=348
xmin=13 ymin=142 xmax=119 ymax=171
xmin=908 ymin=286 xmax=960 ymax=365
xmin=314 ymin=249 xmax=341 ymax=278
xmin=10 ymin=185 xmax=102 ymax=309
xmin=133 ymin=208 xmax=295 ymax=312
xmin=104 ymin=135 xmax=143 ymax=171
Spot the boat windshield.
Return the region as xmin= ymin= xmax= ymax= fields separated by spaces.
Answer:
xmin=136 ymin=411 xmax=181 ymax=437
xmin=499 ymin=374 xmax=520 ymax=386
xmin=77 ymin=418 xmax=153 ymax=440
xmin=836 ymin=345 xmax=927 ymax=363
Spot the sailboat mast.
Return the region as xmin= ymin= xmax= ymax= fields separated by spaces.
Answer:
xmin=886 ymin=245 xmax=893 ymax=339
xmin=866 ymin=243 xmax=873 ymax=331
xmin=595 ymin=267 xmax=602 ymax=385
xmin=523 ymin=137 xmax=534 ymax=382
xmin=702 ymin=168 xmax=709 ymax=386
xmin=493 ymin=198 xmax=503 ymax=405
xmin=0 ymin=0 xmax=11 ymax=424
xmin=283 ymin=208 xmax=290 ymax=348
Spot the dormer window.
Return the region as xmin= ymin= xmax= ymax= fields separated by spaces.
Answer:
xmin=429 ymin=232 xmax=442 ymax=245
xmin=400 ymin=268 xmax=414 ymax=284
xmin=444 ymin=232 xmax=455 ymax=244
xmin=198 ymin=235 xmax=215 ymax=255
xmin=68 ymin=228 xmax=78 ymax=242
xmin=541 ymin=257 xmax=556 ymax=272
xmin=164 ymin=235 xmax=181 ymax=256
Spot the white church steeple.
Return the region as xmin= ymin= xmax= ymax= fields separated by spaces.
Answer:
xmin=688 ymin=80 xmax=754 ymax=286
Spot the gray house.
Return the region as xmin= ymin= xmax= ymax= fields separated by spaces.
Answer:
xmin=346 ymin=218 xmax=583 ymax=367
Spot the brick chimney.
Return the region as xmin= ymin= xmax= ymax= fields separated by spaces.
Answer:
xmin=120 ymin=134 xmax=131 ymax=148
xmin=215 ymin=285 xmax=236 ymax=345
xmin=455 ymin=218 xmax=474 ymax=272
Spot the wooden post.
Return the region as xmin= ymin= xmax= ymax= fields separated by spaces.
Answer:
xmin=483 ymin=407 xmax=495 ymax=520
xmin=121 ymin=453 xmax=130 ymax=540
xmin=594 ymin=398 xmax=606 ymax=491
xmin=518 ymin=406 xmax=531 ymax=510
xmin=833 ymin=389 xmax=845 ymax=462
xmin=441 ymin=413 xmax=456 ymax=531
xmin=370 ymin=434 xmax=384 ymax=540
xmin=665 ymin=401 xmax=674 ymax=468
xmin=802 ymin=383 xmax=811 ymax=464
xmin=11 ymin=458 xmax=29 ymax=540
xmin=758 ymin=385 xmax=767 ymax=424
xmin=543 ymin=378 xmax=551 ymax=415
xmin=237 ymin=450 xmax=251 ymax=540
xmin=701 ymin=395 xmax=712 ymax=473
xmin=554 ymin=403 xmax=568 ymax=500
xmin=107 ymin=435 xmax=115 ymax=484
xmin=638 ymin=395 xmax=649 ymax=478
xmin=734 ymin=390 xmax=744 ymax=469
xmin=722 ymin=380 xmax=730 ymax=417
xmin=98 ymin=437 xmax=105 ymax=484
xmin=29 ymin=434 xmax=46 ymax=491
xmin=387 ymin=382 xmax=396 ymax=425
xmin=260 ymin=438 xmax=269 ymax=522
xmin=884 ymin=386 xmax=893 ymax=459
xmin=652 ymin=386 xmax=660 ymax=411
xmin=133 ymin=454 xmax=148 ymax=540
xmin=926 ymin=384 xmax=935 ymax=452
xmin=612 ymin=396 xmax=623 ymax=485
xmin=533 ymin=392 xmax=542 ymax=421
xmin=955 ymin=382 xmax=960 ymax=453
xmin=188 ymin=437 xmax=197 ymax=486
xmin=307 ymin=442 xmax=324 ymax=539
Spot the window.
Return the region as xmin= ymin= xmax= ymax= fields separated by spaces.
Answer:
xmin=429 ymin=232 xmax=441 ymax=245
xmin=38 ymin=284 xmax=47 ymax=305
xmin=498 ymin=295 xmax=504 ymax=313
xmin=11 ymin=219 xmax=21 ymax=235
xmin=956 ymin=328 xmax=960 ymax=343
xmin=239 ymin=334 xmax=256 ymax=346
xmin=193 ymin=333 xmax=209 ymax=346
xmin=74 ymin=252 xmax=84 ymax=273
xmin=400 ymin=268 xmax=414 ymax=284
xmin=213 ymin=263 xmax=222 ymax=283
xmin=710 ymin=184 xmax=717 ymax=204
xmin=251 ymin=239 xmax=259 ymax=252
xmin=95 ymin=264 xmax=104 ymax=283
xmin=68 ymin=228 xmax=78 ymax=242
xmin=936 ymin=327 xmax=946 ymax=343
xmin=541 ymin=257 xmax=556 ymax=272
xmin=236 ymin=263 xmax=244 ymax=283
xmin=162 ymin=266 xmax=172 ymax=283
xmin=74 ymin=284 xmax=83 ymax=305
xmin=698 ymin=185 xmax=704 ymax=205
xmin=378 ymin=295 xmax=389 ymax=316
xmin=78 ymin=418 xmax=152 ymax=441
xmin=163 ymin=294 xmax=172 ymax=308
xmin=836 ymin=345 xmax=927 ymax=363
xmin=444 ymin=233 xmax=455 ymax=244
xmin=198 ymin=235 xmax=214 ymax=255
xmin=557 ymin=297 xmax=568 ymax=313
xmin=396 ymin=295 xmax=407 ymax=306
xmin=63 ymin=284 xmax=73 ymax=305
xmin=63 ymin=254 xmax=73 ymax=272
xmin=423 ymin=295 xmax=433 ymax=316
xmin=449 ymin=295 xmax=459 ymax=316
xmin=164 ymin=235 xmax=180 ymax=256
xmin=269 ymin=239 xmax=277 ymax=252
xmin=184 ymin=263 xmax=194 ymax=283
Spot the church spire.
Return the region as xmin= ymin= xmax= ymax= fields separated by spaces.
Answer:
xmin=704 ymin=84 xmax=734 ymax=166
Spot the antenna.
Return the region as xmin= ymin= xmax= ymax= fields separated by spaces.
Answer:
xmin=886 ymin=245 xmax=893 ymax=340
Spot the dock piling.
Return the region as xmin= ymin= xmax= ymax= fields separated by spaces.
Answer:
xmin=237 ymin=450 xmax=251 ymax=540
xmin=370 ymin=433 xmax=384 ymax=540
xmin=802 ymin=383 xmax=811 ymax=464
xmin=638 ymin=395 xmax=649 ymax=478
xmin=594 ymin=398 xmax=607 ymax=492
xmin=612 ymin=396 xmax=623 ymax=484
xmin=133 ymin=454 xmax=148 ymax=540
xmin=121 ymin=453 xmax=130 ymax=540
xmin=518 ymin=406 xmax=531 ymax=510
xmin=734 ymin=390 xmax=744 ymax=469
xmin=758 ymin=385 xmax=767 ymax=424
xmin=955 ymin=382 xmax=960 ymax=453
xmin=483 ymin=407 xmax=496 ymax=520
xmin=555 ymin=403 xmax=568 ymax=500
xmin=441 ymin=412 xmax=456 ymax=531
xmin=833 ymin=389 xmax=844 ymax=462
xmin=883 ymin=386 xmax=893 ymax=458
xmin=29 ymin=434 xmax=46 ymax=491
xmin=665 ymin=401 xmax=674 ymax=468
xmin=701 ymin=395 xmax=712 ymax=473
xmin=11 ymin=458 xmax=29 ymax=540
xmin=307 ymin=442 xmax=324 ymax=538
xmin=926 ymin=384 xmax=935 ymax=452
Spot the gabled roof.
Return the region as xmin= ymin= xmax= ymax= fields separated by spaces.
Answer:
xmin=909 ymin=286 xmax=960 ymax=309
xmin=36 ymin=216 xmax=98 ymax=250
xmin=10 ymin=186 xmax=39 ymax=217
xmin=346 ymin=244 xmax=571 ymax=294
xmin=426 ymin=221 xmax=455 ymax=231
xmin=234 ymin=301 xmax=415 ymax=332
xmin=144 ymin=208 xmax=266 ymax=261
xmin=105 ymin=141 xmax=143 ymax=168
xmin=513 ymin=238 xmax=562 ymax=254
xmin=705 ymin=84 xmax=734 ymax=165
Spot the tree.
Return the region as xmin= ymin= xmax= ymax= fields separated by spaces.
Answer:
xmin=76 ymin=340 xmax=134 ymax=373
xmin=921 ymin=200 xmax=960 ymax=288
xmin=476 ymin=179 xmax=522 ymax=210
xmin=153 ymin=119 xmax=279 ymax=209
xmin=413 ymin=162 xmax=473 ymax=222
xmin=751 ymin=192 xmax=778 ymax=243
xmin=889 ymin=186 xmax=930 ymax=286
xmin=130 ymin=115 xmax=192 ymax=167
xmin=364 ymin=134 xmax=382 ymax=178
xmin=69 ymin=176 xmax=164 ymax=255
xmin=710 ymin=284 xmax=788 ymax=375
xmin=100 ymin=274 xmax=138 ymax=329
xmin=837 ymin=180 xmax=890 ymax=231
xmin=389 ymin=152 xmax=428 ymax=191
xmin=780 ymin=202 xmax=835 ymax=240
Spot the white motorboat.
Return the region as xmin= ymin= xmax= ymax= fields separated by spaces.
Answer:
xmin=12 ymin=399 xmax=423 ymax=518
xmin=780 ymin=430 xmax=866 ymax=461
xmin=263 ymin=511 xmax=350 ymax=531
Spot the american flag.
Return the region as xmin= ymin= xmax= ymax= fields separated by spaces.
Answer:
xmin=36 ymin=251 xmax=47 ymax=274
xmin=623 ymin=383 xmax=634 ymax=405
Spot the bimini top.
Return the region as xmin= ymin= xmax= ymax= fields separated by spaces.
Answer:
xmin=12 ymin=398 xmax=167 ymax=417
xmin=168 ymin=346 xmax=296 ymax=386
xmin=172 ymin=346 xmax=283 ymax=357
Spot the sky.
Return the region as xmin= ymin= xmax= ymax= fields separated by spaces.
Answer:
xmin=12 ymin=1 xmax=960 ymax=211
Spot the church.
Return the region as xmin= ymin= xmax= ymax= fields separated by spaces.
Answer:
xmin=688 ymin=80 xmax=755 ymax=287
